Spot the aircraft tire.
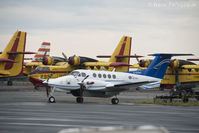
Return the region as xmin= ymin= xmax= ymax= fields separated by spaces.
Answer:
xmin=181 ymin=90 xmax=189 ymax=103
xmin=76 ymin=97 xmax=84 ymax=103
xmin=49 ymin=96 xmax=56 ymax=103
xmin=7 ymin=81 xmax=13 ymax=86
xmin=111 ymin=98 xmax=119 ymax=104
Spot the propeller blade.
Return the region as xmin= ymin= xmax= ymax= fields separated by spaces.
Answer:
xmin=135 ymin=54 xmax=140 ymax=63
xmin=62 ymin=52 xmax=68 ymax=62
xmin=42 ymin=51 xmax=47 ymax=65
xmin=82 ymin=75 xmax=89 ymax=83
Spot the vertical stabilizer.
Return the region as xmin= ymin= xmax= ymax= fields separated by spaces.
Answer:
xmin=129 ymin=53 xmax=193 ymax=79
xmin=34 ymin=42 xmax=50 ymax=61
xmin=0 ymin=31 xmax=26 ymax=77
xmin=109 ymin=36 xmax=132 ymax=72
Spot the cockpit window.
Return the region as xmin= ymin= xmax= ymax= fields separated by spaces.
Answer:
xmin=70 ymin=71 xmax=80 ymax=77
xmin=37 ymin=67 xmax=50 ymax=72
xmin=29 ymin=67 xmax=50 ymax=75
xmin=81 ymin=72 xmax=86 ymax=77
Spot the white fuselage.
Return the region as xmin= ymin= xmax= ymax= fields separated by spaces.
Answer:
xmin=46 ymin=69 xmax=161 ymax=97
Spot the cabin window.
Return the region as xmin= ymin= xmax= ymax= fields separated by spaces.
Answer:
xmin=128 ymin=76 xmax=132 ymax=79
xmin=113 ymin=74 xmax=116 ymax=79
xmin=98 ymin=73 xmax=102 ymax=78
xmin=103 ymin=74 xmax=106 ymax=78
xmin=81 ymin=72 xmax=86 ymax=77
xmin=188 ymin=69 xmax=191 ymax=72
xmin=108 ymin=74 xmax=111 ymax=79
xmin=93 ymin=73 xmax=97 ymax=78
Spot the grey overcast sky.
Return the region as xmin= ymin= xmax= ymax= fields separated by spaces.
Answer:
xmin=0 ymin=0 xmax=198 ymax=62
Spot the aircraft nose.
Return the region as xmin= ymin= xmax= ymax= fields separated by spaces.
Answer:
xmin=42 ymin=80 xmax=48 ymax=86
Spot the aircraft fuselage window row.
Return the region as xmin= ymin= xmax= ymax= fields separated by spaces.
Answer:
xmin=71 ymin=71 xmax=122 ymax=80
xmin=91 ymin=73 xmax=116 ymax=79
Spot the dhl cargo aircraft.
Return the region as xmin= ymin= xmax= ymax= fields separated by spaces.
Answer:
xmin=23 ymin=42 xmax=51 ymax=75
xmin=131 ymin=58 xmax=199 ymax=90
xmin=29 ymin=36 xmax=142 ymax=88
xmin=0 ymin=31 xmax=34 ymax=85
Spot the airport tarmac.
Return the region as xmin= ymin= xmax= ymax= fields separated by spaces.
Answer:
xmin=0 ymin=86 xmax=199 ymax=133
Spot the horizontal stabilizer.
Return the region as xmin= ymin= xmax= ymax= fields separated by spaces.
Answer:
xmin=97 ymin=55 xmax=143 ymax=58
xmin=0 ymin=58 xmax=15 ymax=63
xmin=115 ymin=55 xmax=143 ymax=58
xmin=187 ymin=58 xmax=199 ymax=61
xmin=7 ymin=51 xmax=36 ymax=54
xmin=109 ymin=62 xmax=131 ymax=67
xmin=148 ymin=53 xmax=193 ymax=56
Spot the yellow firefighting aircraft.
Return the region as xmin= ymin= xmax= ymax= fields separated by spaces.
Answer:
xmin=23 ymin=42 xmax=51 ymax=75
xmin=0 ymin=31 xmax=34 ymax=85
xmin=133 ymin=58 xmax=199 ymax=89
xmin=29 ymin=36 xmax=142 ymax=88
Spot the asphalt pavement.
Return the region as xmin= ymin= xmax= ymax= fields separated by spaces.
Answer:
xmin=0 ymin=86 xmax=199 ymax=133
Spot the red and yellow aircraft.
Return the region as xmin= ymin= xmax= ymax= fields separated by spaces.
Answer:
xmin=132 ymin=58 xmax=199 ymax=89
xmin=23 ymin=42 xmax=51 ymax=75
xmin=0 ymin=31 xmax=34 ymax=85
xmin=28 ymin=36 xmax=142 ymax=88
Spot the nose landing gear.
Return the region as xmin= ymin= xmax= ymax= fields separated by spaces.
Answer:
xmin=111 ymin=97 xmax=119 ymax=104
xmin=76 ymin=97 xmax=84 ymax=103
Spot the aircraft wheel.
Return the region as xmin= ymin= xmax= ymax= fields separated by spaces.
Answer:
xmin=34 ymin=86 xmax=39 ymax=90
xmin=76 ymin=97 xmax=84 ymax=103
xmin=7 ymin=81 xmax=13 ymax=86
xmin=111 ymin=98 xmax=119 ymax=104
xmin=48 ymin=96 xmax=56 ymax=103
xmin=181 ymin=90 xmax=189 ymax=103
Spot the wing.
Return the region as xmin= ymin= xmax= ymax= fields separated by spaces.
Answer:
xmin=86 ymin=80 xmax=156 ymax=92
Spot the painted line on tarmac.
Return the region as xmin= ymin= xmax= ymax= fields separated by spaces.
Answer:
xmin=5 ymin=122 xmax=86 ymax=128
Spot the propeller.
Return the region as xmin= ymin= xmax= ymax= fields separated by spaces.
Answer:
xmin=42 ymin=51 xmax=47 ymax=65
xmin=62 ymin=52 xmax=68 ymax=62
xmin=134 ymin=54 xmax=148 ymax=67
xmin=77 ymin=75 xmax=89 ymax=98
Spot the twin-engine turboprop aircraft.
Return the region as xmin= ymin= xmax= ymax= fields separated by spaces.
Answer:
xmin=44 ymin=53 xmax=192 ymax=104
xmin=29 ymin=36 xmax=142 ymax=88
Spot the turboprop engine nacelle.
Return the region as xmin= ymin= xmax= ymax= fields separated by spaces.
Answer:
xmin=139 ymin=59 xmax=151 ymax=67
xmin=169 ymin=59 xmax=179 ymax=68
xmin=169 ymin=59 xmax=196 ymax=69
xmin=68 ymin=55 xmax=99 ymax=66
xmin=68 ymin=55 xmax=80 ymax=66
xmin=42 ymin=56 xmax=54 ymax=65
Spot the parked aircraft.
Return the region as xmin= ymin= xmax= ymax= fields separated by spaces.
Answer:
xmin=23 ymin=42 xmax=51 ymax=75
xmin=29 ymin=36 xmax=142 ymax=88
xmin=0 ymin=31 xmax=34 ymax=85
xmin=133 ymin=58 xmax=199 ymax=89
xmin=43 ymin=53 xmax=191 ymax=104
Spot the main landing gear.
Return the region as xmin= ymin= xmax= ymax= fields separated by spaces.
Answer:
xmin=46 ymin=87 xmax=56 ymax=103
xmin=76 ymin=97 xmax=84 ymax=103
xmin=111 ymin=97 xmax=119 ymax=104
xmin=49 ymin=96 xmax=56 ymax=103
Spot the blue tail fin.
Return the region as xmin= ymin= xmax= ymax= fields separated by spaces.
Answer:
xmin=129 ymin=53 xmax=193 ymax=79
